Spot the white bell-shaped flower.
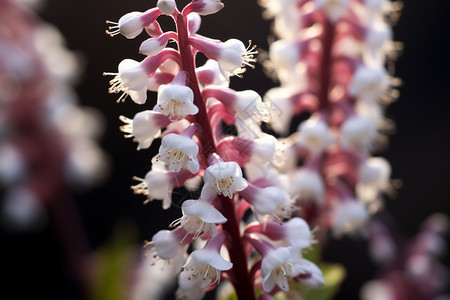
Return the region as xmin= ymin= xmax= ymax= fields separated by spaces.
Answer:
xmin=131 ymin=163 xmax=173 ymax=209
xmin=119 ymin=110 xmax=170 ymax=150
xmin=241 ymin=184 xmax=294 ymax=222
xmin=154 ymin=83 xmax=198 ymax=121
xmin=170 ymin=199 xmax=227 ymax=239
xmin=196 ymin=59 xmax=229 ymax=87
xmin=357 ymin=157 xmax=391 ymax=202
xmin=0 ymin=143 xmax=26 ymax=185
xmin=179 ymin=233 xmax=232 ymax=289
xmin=107 ymin=11 xmax=144 ymax=39
xmin=264 ymin=87 xmax=293 ymax=135
xmin=217 ymin=39 xmax=257 ymax=77
xmin=290 ymin=168 xmax=325 ymax=204
xmin=105 ymin=59 xmax=149 ymax=104
xmin=201 ymin=161 xmax=248 ymax=200
xmin=340 ymin=116 xmax=377 ymax=150
xmin=187 ymin=0 xmax=225 ymax=16
xmin=234 ymin=90 xmax=271 ymax=124
xmin=261 ymin=246 xmax=324 ymax=292
xmin=106 ymin=8 xmax=161 ymax=39
xmin=269 ymin=40 xmax=300 ymax=85
xmin=251 ymin=135 xmax=278 ymax=164
xmin=314 ymin=0 xmax=349 ymax=23
xmin=157 ymin=0 xmax=176 ymax=15
xmin=297 ymin=118 xmax=333 ymax=155
xmin=332 ymin=200 xmax=369 ymax=237
xmin=348 ymin=66 xmax=388 ymax=102
xmin=152 ymin=133 xmax=200 ymax=174
xmin=139 ymin=34 xmax=171 ymax=56
xmin=283 ymin=217 xmax=314 ymax=249
xmin=150 ymin=228 xmax=188 ymax=272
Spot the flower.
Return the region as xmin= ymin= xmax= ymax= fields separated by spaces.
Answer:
xmin=106 ymin=8 xmax=161 ymax=39
xmin=106 ymin=11 xmax=145 ymax=38
xmin=245 ymin=217 xmax=313 ymax=249
xmin=283 ymin=217 xmax=314 ymax=249
xmin=149 ymin=228 xmax=189 ymax=272
xmin=201 ymin=161 xmax=248 ymax=200
xmin=131 ymin=163 xmax=192 ymax=209
xmin=269 ymin=40 xmax=300 ymax=85
xmin=157 ymin=0 xmax=176 ymax=15
xmin=297 ymin=118 xmax=333 ymax=155
xmin=131 ymin=163 xmax=172 ymax=209
xmin=185 ymin=0 xmax=224 ymax=16
xmin=332 ymin=200 xmax=369 ymax=237
xmin=314 ymin=0 xmax=349 ymax=23
xmin=290 ymin=168 xmax=325 ymax=204
xmin=261 ymin=246 xmax=324 ymax=292
xmin=178 ymin=233 xmax=232 ymax=289
xmin=340 ymin=116 xmax=377 ymax=150
xmin=0 ymin=143 xmax=26 ymax=185
xmin=357 ymin=157 xmax=391 ymax=203
xmin=119 ymin=110 xmax=171 ymax=150
xmin=105 ymin=59 xmax=149 ymax=104
xmin=217 ymin=39 xmax=257 ymax=77
xmin=264 ymin=87 xmax=294 ymax=135
xmin=170 ymin=199 xmax=227 ymax=239
xmin=234 ymin=90 xmax=271 ymax=124
xmin=196 ymin=59 xmax=229 ymax=87
xmin=189 ymin=37 xmax=257 ymax=78
xmin=152 ymin=133 xmax=200 ymax=174
xmin=348 ymin=66 xmax=388 ymax=102
xmin=139 ymin=33 xmax=172 ymax=56
xmin=153 ymin=83 xmax=198 ymax=121
xmin=240 ymin=184 xmax=295 ymax=222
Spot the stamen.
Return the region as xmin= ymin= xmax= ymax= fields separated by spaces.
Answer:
xmin=105 ymin=20 xmax=120 ymax=37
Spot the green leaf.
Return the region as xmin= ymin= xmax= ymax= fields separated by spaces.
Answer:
xmin=89 ymin=220 xmax=139 ymax=300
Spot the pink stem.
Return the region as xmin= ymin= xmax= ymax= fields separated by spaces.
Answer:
xmin=175 ymin=13 xmax=255 ymax=299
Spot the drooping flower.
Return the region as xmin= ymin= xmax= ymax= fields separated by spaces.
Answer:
xmin=119 ymin=110 xmax=171 ymax=150
xmin=184 ymin=0 xmax=225 ymax=16
xmin=131 ymin=163 xmax=192 ymax=209
xmin=297 ymin=118 xmax=334 ymax=155
xmin=314 ymin=0 xmax=350 ymax=23
xmin=139 ymin=32 xmax=174 ymax=56
xmin=348 ymin=66 xmax=388 ymax=102
xmin=357 ymin=157 xmax=392 ymax=203
xmin=260 ymin=246 xmax=324 ymax=292
xmin=157 ymin=0 xmax=177 ymax=15
xmin=178 ymin=233 xmax=232 ymax=289
xmin=290 ymin=168 xmax=325 ymax=204
xmin=189 ymin=37 xmax=257 ymax=77
xmin=217 ymin=39 xmax=257 ymax=77
xmin=245 ymin=217 xmax=313 ymax=249
xmin=104 ymin=59 xmax=149 ymax=104
xmin=201 ymin=161 xmax=248 ymax=200
xmin=106 ymin=8 xmax=162 ymax=39
xmin=240 ymin=183 xmax=295 ymax=222
xmin=152 ymin=133 xmax=200 ymax=174
xmin=149 ymin=228 xmax=189 ymax=272
xmin=153 ymin=83 xmax=198 ymax=121
xmin=340 ymin=115 xmax=377 ymax=150
xmin=332 ymin=200 xmax=369 ymax=237
xmin=170 ymin=198 xmax=227 ymax=239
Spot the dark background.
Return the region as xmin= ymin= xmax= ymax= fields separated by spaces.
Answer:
xmin=3 ymin=0 xmax=450 ymax=299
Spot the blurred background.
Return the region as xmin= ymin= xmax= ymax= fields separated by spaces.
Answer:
xmin=2 ymin=0 xmax=450 ymax=299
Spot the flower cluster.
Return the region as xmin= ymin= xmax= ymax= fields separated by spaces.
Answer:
xmin=259 ymin=0 xmax=403 ymax=238
xmin=105 ymin=0 xmax=323 ymax=298
xmin=0 ymin=0 xmax=108 ymax=232
xmin=361 ymin=213 xmax=449 ymax=300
